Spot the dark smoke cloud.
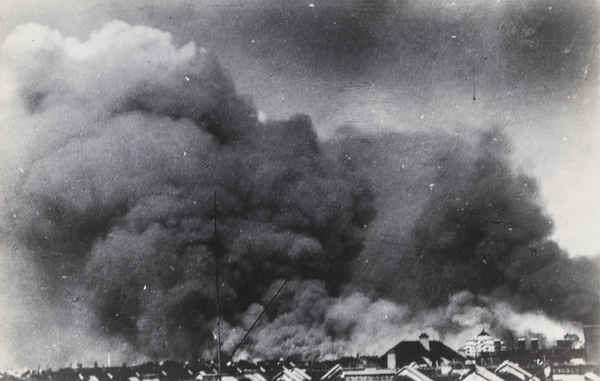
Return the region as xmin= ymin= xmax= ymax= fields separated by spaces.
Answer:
xmin=330 ymin=128 xmax=599 ymax=317
xmin=0 ymin=21 xmax=373 ymax=365
xmin=0 ymin=19 xmax=597 ymax=368
xmin=221 ymin=127 xmax=599 ymax=360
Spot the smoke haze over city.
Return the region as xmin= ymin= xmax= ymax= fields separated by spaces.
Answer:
xmin=0 ymin=0 xmax=598 ymax=371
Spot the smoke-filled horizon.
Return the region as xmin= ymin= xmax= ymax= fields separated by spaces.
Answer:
xmin=0 ymin=14 xmax=598 ymax=370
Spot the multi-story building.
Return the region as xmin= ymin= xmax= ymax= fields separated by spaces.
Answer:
xmin=459 ymin=330 xmax=506 ymax=360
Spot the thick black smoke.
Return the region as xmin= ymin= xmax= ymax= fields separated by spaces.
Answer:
xmin=0 ymin=21 xmax=373 ymax=365
xmin=0 ymin=21 xmax=597 ymax=368
xmin=331 ymin=128 xmax=599 ymax=318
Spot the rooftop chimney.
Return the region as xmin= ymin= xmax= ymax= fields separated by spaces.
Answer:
xmin=387 ymin=350 xmax=397 ymax=369
xmin=531 ymin=338 xmax=539 ymax=352
xmin=419 ymin=333 xmax=430 ymax=351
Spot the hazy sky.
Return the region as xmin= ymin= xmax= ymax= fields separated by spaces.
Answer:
xmin=0 ymin=0 xmax=598 ymax=370
xmin=3 ymin=0 xmax=596 ymax=256
xmin=1 ymin=0 xmax=599 ymax=256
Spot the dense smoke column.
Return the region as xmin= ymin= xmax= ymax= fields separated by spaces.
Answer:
xmin=0 ymin=21 xmax=375 ymax=361
xmin=333 ymin=128 xmax=599 ymax=320
xmin=408 ymin=129 xmax=553 ymax=305
xmin=228 ymin=128 xmax=598 ymax=361
xmin=405 ymin=129 xmax=599 ymax=318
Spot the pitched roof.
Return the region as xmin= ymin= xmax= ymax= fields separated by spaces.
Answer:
xmin=243 ymin=374 xmax=267 ymax=381
xmin=272 ymin=368 xmax=312 ymax=381
xmin=494 ymin=361 xmax=539 ymax=381
xmin=460 ymin=366 xmax=506 ymax=381
xmin=381 ymin=341 xmax=465 ymax=367
xmin=321 ymin=365 xmax=343 ymax=381
xmin=342 ymin=369 xmax=396 ymax=377
xmin=396 ymin=366 xmax=435 ymax=381
xmin=585 ymin=373 xmax=600 ymax=381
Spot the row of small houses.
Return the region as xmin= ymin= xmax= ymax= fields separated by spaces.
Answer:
xmin=3 ymin=334 xmax=598 ymax=381
xmin=5 ymin=360 xmax=598 ymax=381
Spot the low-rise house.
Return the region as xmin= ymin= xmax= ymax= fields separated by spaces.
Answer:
xmin=584 ymin=373 xmax=600 ymax=381
xmin=552 ymin=364 xmax=598 ymax=381
xmin=381 ymin=334 xmax=465 ymax=369
xmin=241 ymin=373 xmax=267 ymax=381
xmin=460 ymin=366 xmax=506 ymax=381
xmin=340 ymin=369 xmax=396 ymax=381
xmin=272 ymin=367 xmax=311 ymax=381
xmin=321 ymin=364 xmax=397 ymax=381
xmin=396 ymin=365 xmax=435 ymax=381
xmin=495 ymin=361 xmax=541 ymax=381
xmin=321 ymin=365 xmax=343 ymax=381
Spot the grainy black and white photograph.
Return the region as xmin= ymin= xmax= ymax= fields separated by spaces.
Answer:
xmin=0 ymin=1 xmax=598 ymax=381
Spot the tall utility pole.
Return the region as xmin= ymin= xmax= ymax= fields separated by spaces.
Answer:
xmin=213 ymin=190 xmax=221 ymax=379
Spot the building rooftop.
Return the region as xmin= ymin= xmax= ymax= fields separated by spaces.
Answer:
xmin=381 ymin=341 xmax=465 ymax=368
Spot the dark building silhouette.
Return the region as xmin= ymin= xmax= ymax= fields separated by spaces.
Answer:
xmin=530 ymin=338 xmax=539 ymax=352
xmin=380 ymin=333 xmax=465 ymax=369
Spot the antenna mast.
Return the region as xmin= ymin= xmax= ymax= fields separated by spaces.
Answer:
xmin=214 ymin=190 xmax=222 ymax=378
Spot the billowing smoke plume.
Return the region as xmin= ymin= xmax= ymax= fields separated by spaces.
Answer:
xmin=0 ymin=21 xmax=597 ymax=368
xmin=330 ymin=129 xmax=599 ymax=318
xmin=227 ymin=129 xmax=599 ymax=360
xmin=0 ymin=21 xmax=373 ymax=366
xmin=224 ymin=283 xmax=584 ymax=361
